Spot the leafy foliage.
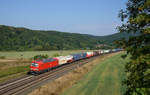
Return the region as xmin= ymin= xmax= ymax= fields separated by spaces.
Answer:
xmin=0 ymin=25 xmax=134 ymax=51
xmin=52 ymin=53 xmax=61 ymax=57
xmin=0 ymin=56 xmax=6 ymax=59
xmin=33 ymin=54 xmax=48 ymax=60
xmin=117 ymin=0 xmax=150 ymax=95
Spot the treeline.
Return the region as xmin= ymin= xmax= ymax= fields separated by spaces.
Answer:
xmin=0 ymin=25 xmax=131 ymax=51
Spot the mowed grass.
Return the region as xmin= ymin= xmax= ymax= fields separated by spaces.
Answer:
xmin=61 ymin=52 xmax=129 ymax=95
xmin=0 ymin=50 xmax=92 ymax=59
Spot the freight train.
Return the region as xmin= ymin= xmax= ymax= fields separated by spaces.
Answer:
xmin=28 ymin=49 xmax=122 ymax=75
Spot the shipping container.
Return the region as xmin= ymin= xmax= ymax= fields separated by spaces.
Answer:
xmin=81 ymin=52 xmax=87 ymax=59
xmin=93 ymin=51 xmax=100 ymax=56
xmin=71 ymin=53 xmax=86 ymax=61
xmin=56 ymin=55 xmax=73 ymax=65
xmin=103 ymin=50 xmax=110 ymax=53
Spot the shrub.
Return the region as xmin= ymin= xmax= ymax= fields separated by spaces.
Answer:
xmin=52 ymin=53 xmax=60 ymax=57
xmin=33 ymin=54 xmax=48 ymax=60
xmin=0 ymin=56 xmax=6 ymax=59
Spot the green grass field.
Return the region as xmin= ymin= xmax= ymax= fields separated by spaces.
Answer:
xmin=61 ymin=52 xmax=129 ymax=95
xmin=0 ymin=50 xmax=92 ymax=83
xmin=0 ymin=50 xmax=92 ymax=59
xmin=0 ymin=65 xmax=29 ymax=78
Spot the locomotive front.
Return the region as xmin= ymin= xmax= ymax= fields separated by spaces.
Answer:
xmin=29 ymin=60 xmax=41 ymax=74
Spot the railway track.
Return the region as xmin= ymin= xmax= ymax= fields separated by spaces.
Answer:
xmin=0 ymin=56 xmax=99 ymax=95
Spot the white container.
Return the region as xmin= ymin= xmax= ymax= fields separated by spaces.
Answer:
xmin=98 ymin=50 xmax=101 ymax=54
xmin=56 ymin=55 xmax=73 ymax=65
xmin=65 ymin=55 xmax=73 ymax=62
xmin=103 ymin=50 xmax=110 ymax=53
xmin=100 ymin=50 xmax=104 ymax=54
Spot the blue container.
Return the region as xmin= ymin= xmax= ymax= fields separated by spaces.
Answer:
xmin=71 ymin=54 xmax=80 ymax=61
xmin=81 ymin=53 xmax=87 ymax=59
xmin=71 ymin=53 xmax=87 ymax=61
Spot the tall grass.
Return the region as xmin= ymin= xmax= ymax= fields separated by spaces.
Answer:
xmin=0 ymin=66 xmax=29 ymax=78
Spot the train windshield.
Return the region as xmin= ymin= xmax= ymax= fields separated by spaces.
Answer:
xmin=31 ymin=63 xmax=38 ymax=67
xmin=43 ymin=58 xmax=56 ymax=63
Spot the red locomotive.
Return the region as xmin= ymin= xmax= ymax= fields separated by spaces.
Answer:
xmin=29 ymin=58 xmax=59 ymax=74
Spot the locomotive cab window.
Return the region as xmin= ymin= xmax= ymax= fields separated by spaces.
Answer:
xmin=50 ymin=59 xmax=56 ymax=62
xmin=31 ymin=63 xmax=38 ymax=67
xmin=43 ymin=58 xmax=56 ymax=63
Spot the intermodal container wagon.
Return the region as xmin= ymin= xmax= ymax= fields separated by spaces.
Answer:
xmin=56 ymin=55 xmax=73 ymax=65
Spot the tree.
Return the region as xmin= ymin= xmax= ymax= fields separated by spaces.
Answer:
xmin=33 ymin=54 xmax=48 ymax=60
xmin=117 ymin=0 xmax=150 ymax=95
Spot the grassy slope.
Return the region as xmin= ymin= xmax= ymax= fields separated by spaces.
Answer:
xmin=62 ymin=52 xmax=129 ymax=95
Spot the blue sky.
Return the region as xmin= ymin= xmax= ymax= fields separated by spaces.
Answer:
xmin=0 ymin=0 xmax=127 ymax=36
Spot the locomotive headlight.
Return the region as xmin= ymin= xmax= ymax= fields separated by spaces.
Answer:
xmin=34 ymin=69 xmax=38 ymax=71
xmin=35 ymin=64 xmax=38 ymax=67
xmin=31 ymin=63 xmax=39 ymax=67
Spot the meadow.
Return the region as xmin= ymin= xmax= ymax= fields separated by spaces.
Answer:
xmin=61 ymin=52 xmax=129 ymax=95
xmin=0 ymin=50 xmax=92 ymax=59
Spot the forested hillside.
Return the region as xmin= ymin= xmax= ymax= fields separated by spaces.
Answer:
xmin=0 ymin=25 xmax=133 ymax=51
xmin=98 ymin=32 xmax=140 ymax=45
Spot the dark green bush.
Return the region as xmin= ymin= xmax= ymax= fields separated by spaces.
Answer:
xmin=52 ymin=53 xmax=60 ymax=57
xmin=33 ymin=54 xmax=48 ymax=60
xmin=0 ymin=56 xmax=6 ymax=59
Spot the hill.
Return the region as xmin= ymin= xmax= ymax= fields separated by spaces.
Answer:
xmin=0 ymin=25 xmax=133 ymax=51
xmin=98 ymin=32 xmax=140 ymax=45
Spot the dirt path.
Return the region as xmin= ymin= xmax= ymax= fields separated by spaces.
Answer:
xmin=0 ymin=59 xmax=17 ymax=62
